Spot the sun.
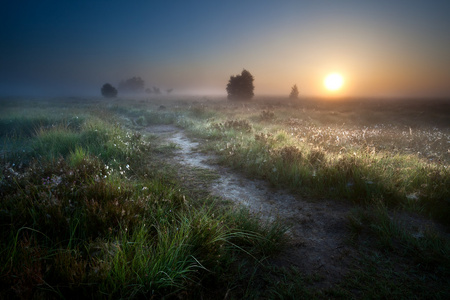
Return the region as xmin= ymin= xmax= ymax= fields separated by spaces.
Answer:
xmin=324 ymin=73 xmax=344 ymax=91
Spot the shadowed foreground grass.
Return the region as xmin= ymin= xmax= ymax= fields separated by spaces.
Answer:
xmin=1 ymin=97 xmax=449 ymax=299
xmin=0 ymin=101 xmax=286 ymax=299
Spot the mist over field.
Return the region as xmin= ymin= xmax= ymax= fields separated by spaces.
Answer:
xmin=1 ymin=0 xmax=450 ymax=298
xmin=1 ymin=1 xmax=450 ymax=99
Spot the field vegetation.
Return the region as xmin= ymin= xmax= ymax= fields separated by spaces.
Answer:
xmin=181 ymin=98 xmax=450 ymax=225
xmin=1 ymin=96 xmax=449 ymax=299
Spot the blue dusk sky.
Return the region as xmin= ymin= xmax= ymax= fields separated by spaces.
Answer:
xmin=1 ymin=0 xmax=449 ymax=97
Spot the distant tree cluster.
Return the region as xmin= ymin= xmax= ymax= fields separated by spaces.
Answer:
xmin=101 ymin=76 xmax=174 ymax=98
xmin=226 ymin=69 xmax=254 ymax=100
xmin=146 ymin=87 xmax=161 ymax=95
xmin=119 ymin=76 xmax=145 ymax=94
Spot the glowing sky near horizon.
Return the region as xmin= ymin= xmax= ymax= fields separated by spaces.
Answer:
xmin=1 ymin=0 xmax=450 ymax=98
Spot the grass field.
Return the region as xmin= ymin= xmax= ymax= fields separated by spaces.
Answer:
xmin=1 ymin=96 xmax=449 ymax=299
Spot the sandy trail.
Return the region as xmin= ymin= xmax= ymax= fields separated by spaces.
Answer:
xmin=146 ymin=125 xmax=356 ymax=284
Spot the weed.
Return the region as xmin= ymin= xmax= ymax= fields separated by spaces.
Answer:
xmin=211 ymin=119 xmax=253 ymax=133
xmin=259 ymin=110 xmax=275 ymax=121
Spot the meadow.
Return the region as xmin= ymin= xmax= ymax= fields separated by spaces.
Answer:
xmin=1 ymin=96 xmax=449 ymax=299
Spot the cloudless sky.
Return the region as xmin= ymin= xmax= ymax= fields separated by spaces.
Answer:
xmin=1 ymin=0 xmax=449 ymax=97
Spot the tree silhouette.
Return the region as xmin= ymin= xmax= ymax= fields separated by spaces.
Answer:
xmin=289 ymin=84 xmax=299 ymax=99
xmin=152 ymin=87 xmax=161 ymax=95
xmin=226 ymin=69 xmax=254 ymax=100
xmin=118 ymin=76 xmax=145 ymax=94
xmin=101 ymin=83 xmax=118 ymax=98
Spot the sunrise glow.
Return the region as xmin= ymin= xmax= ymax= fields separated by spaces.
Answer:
xmin=324 ymin=73 xmax=344 ymax=91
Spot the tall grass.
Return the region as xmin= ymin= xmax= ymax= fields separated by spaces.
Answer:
xmin=108 ymin=104 xmax=180 ymax=125
xmin=0 ymin=102 xmax=286 ymax=299
xmin=2 ymin=96 xmax=448 ymax=298
xmin=180 ymin=107 xmax=450 ymax=226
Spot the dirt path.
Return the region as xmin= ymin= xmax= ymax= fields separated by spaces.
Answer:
xmin=145 ymin=125 xmax=357 ymax=286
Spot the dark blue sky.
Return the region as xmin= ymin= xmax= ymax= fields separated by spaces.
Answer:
xmin=1 ymin=0 xmax=450 ymax=97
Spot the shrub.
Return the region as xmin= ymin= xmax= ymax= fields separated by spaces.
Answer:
xmin=307 ymin=148 xmax=326 ymax=165
xmin=260 ymin=110 xmax=275 ymax=121
xmin=226 ymin=69 xmax=254 ymax=100
xmin=211 ymin=119 xmax=253 ymax=133
xmin=278 ymin=145 xmax=303 ymax=163
xmin=101 ymin=83 xmax=118 ymax=98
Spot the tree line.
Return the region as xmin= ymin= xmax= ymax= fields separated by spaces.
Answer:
xmin=101 ymin=70 xmax=299 ymax=100
xmin=101 ymin=77 xmax=173 ymax=98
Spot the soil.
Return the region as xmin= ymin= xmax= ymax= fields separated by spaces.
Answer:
xmin=144 ymin=124 xmax=358 ymax=287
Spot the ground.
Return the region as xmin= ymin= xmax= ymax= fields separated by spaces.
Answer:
xmin=139 ymin=120 xmax=448 ymax=293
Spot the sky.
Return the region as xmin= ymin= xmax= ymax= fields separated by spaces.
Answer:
xmin=1 ymin=0 xmax=450 ymax=98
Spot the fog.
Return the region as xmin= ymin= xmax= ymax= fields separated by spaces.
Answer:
xmin=1 ymin=1 xmax=450 ymax=99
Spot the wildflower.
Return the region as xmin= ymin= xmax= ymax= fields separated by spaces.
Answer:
xmin=406 ymin=193 xmax=419 ymax=201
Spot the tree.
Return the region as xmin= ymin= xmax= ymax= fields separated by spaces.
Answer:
xmin=226 ymin=69 xmax=254 ymax=100
xmin=289 ymin=84 xmax=299 ymax=99
xmin=118 ymin=76 xmax=145 ymax=94
xmin=152 ymin=87 xmax=161 ymax=95
xmin=101 ymin=83 xmax=118 ymax=98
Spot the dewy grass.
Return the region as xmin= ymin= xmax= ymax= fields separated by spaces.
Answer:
xmin=101 ymin=223 xmax=199 ymax=297
xmin=182 ymin=110 xmax=449 ymax=225
xmin=368 ymin=204 xmax=450 ymax=268
xmin=27 ymin=115 xmax=152 ymax=167
xmin=68 ymin=146 xmax=89 ymax=167
xmin=0 ymin=99 xmax=287 ymax=299
xmin=1 ymin=97 xmax=448 ymax=298
xmin=344 ymin=203 xmax=450 ymax=298
xmin=108 ymin=104 xmax=180 ymax=125
xmin=0 ymin=105 xmax=85 ymax=137
xmin=0 ymin=153 xmax=285 ymax=298
xmin=33 ymin=125 xmax=81 ymax=159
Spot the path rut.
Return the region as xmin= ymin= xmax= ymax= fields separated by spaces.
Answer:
xmin=146 ymin=125 xmax=357 ymax=285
